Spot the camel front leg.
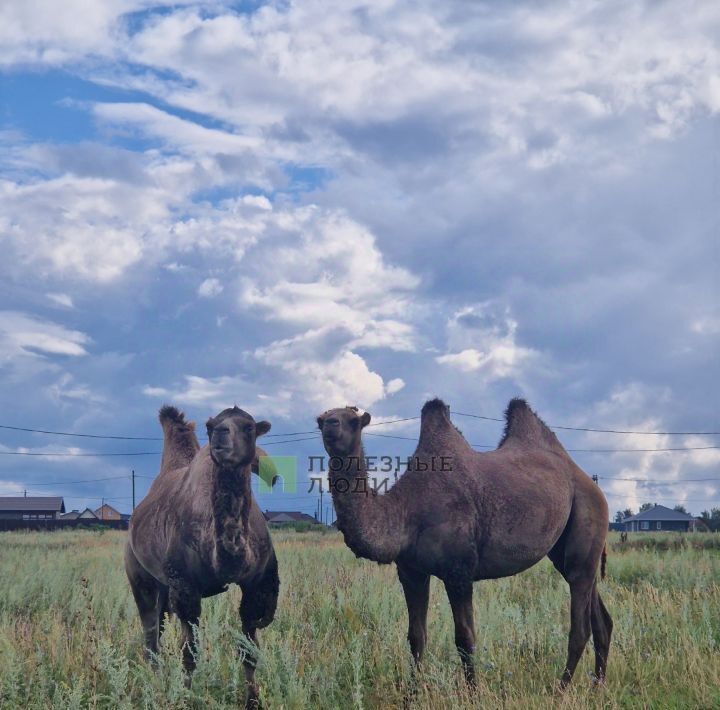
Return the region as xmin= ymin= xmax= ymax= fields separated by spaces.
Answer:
xmin=169 ymin=585 xmax=201 ymax=682
xmin=239 ymin=558 xmax=280 ymax=709
xmin=397 ymin=564 xmax=430 ymax=666
xmin=125 ymin=543 xmax=164 ymax=664
xmin=444 ymin=579 xmax=476 ymax=685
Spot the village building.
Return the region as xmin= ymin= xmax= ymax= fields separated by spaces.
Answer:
xmin=0 ymin=496 xmax=65 ymax=520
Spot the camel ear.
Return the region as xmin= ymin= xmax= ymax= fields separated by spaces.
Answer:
xmin=360 ymin=412 xmax=371 ymax=428
xmin=316 ymin=416 xmax=324 ymax=429
xmin=255 ymin=420 xmax=271 ymax=437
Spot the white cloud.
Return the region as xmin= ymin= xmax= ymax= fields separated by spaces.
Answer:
xmin=253 ymin=327 xmax=393 ymax=411
xmin=239 ymin=207 xmax=419 ymax=344
xmin=435 ymin=304 xmax=538 ymax=383
xmin=197 ymin=277 xmax=223 ymax=298
xmin=143 ymin=374 xmax=293 ymax=418
xmin=0 ymin=175 xmax=158 ymax=281
xmin=47 ymin=293 xmax=74 ymax=308
xmin=0 ymin=311 xmax=90 ymax=361
xmin=47 ymin=373 xmax=104 ymax=405
xmin=691 ymin=316 xmax=720 ymax=335
xmin=577 ymin=384 xmax=719 ymax=515
xmin=386 ymin=378 xmax=405 ymax=395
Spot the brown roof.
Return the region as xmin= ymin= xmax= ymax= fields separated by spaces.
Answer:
xmin=0 ymin=496 xmax=65 ymax=512
xmin=94 ymin=503 xmax=121 ymax=516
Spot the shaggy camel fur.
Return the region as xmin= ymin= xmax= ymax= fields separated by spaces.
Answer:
xmin=317 ymin=398 xmax=612 ymax=687
xmin=126 ymin=405 xmax=279 ymax=708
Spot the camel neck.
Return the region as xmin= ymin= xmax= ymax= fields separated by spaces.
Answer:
xmin=328 ymin=444 xmax=408 ymax=564
xmin=211 ymin=463 xmax=253 ymax=559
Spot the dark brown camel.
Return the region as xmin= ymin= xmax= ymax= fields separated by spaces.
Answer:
xmin=317 ymin=398 xmax=612 ymax=688
xmin=126 ymin=405 xmax=279 ymax=708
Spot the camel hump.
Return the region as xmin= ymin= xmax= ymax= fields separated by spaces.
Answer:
xmin=421 ymin=398 xmax=450 ymax=416
xmin=159 ymin=404 xmax=188 ymax=426
xmin=498 ymin=398 xmax=563 ymax=451
xmin=418 ymin=397 xmax=471 ymax=450
xmin=158 ymin=404 xmax=199 ymax=469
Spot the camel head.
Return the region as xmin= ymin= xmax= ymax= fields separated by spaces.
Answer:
xmin=317 ymin=406 xmax=371 ymax=457
xmin=206 ymin=406 xmax=271 ymax=470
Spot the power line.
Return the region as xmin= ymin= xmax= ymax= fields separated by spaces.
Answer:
xmin=450 ymin=411 xmax=720 ymax=435
xmin=2 ymin=441 xmax=718 ymax=459
xmin=600 ymin=476 xmax=720 ymax=483
xmin=0 ymin=424 xmax=161 ymax=440
xmin=24 ymin=475 xmax=130 ymax=486
xmin=0 ymin=451 xmax=159 ymax=457
xmin=4 ymin=410 xmax=716 ymax=442
xmin=364 ymin=432 xmax=720 ymax=452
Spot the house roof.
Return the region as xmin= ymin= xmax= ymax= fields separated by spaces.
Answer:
xmin=94 ymin=503 xmax=121 ymax=516
xmin=0 ymin=496 xmax=65 ymax=512
xmin=264 ymin=510 xmax=320 ymax=524
xmin=60 ymin=507 xmax=97 ymax=520
xmin=623 ymin=504 xmax=695 ymax=522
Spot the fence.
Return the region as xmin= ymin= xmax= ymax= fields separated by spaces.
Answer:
xmin=0 ymin=519 xmax=129 ymax=532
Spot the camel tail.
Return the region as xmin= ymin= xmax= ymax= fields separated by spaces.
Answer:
xmin=601 ymin=543 xmax=607 ymax=580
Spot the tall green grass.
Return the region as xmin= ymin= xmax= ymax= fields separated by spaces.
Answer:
xmin=0 ymin=530 xmax=718 ymax=708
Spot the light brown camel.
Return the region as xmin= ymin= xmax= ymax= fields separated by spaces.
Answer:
xmin=126 ymin=405 xmax=279 ymax=708
xmin=317 ymin=398 xmax=612 ymax=688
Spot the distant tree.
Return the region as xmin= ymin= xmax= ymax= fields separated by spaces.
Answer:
xmin=699 ymin=508 xmax=720 ymax=532
xmin=711 ymin=508 xmax=720 ymax=533
xmin=623 ymin=507 xmax=633 ymax=519
xmin=614 ymin=510 xmax=625 ymax=523
xmin=639 ymin=502 xmax=655 ymax=512
xmin=673 ymin=504 xmax=688 ymax=515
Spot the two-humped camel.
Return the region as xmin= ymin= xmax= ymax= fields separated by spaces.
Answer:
xmin=317 ymin=398 xmax=612 ymax=687
xmin=126 ymin=405 xmax=279 ymax=708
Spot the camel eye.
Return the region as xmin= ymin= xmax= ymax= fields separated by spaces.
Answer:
xmin=244 ymin=424 xmax=254 ymax=434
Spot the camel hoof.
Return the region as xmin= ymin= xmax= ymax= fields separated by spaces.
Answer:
xmin=555 ymin=678 xmax=570 ymax=694
xmin=591 ymin=673 xmax=606 ymax=688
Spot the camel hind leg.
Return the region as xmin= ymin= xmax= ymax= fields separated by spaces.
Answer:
xmin=548 ymin=495 xmax=610 ymax=687
xmin=443 ymin=577 xmax=476 ymax=685
xmin=125 ymin=543 xmax=166 ymax=663
xmin=590 ymin=585 xmax=613 ymax=682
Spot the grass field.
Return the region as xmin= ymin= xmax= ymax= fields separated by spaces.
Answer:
xmin=0 ymin=530 xmax=718 ymax=709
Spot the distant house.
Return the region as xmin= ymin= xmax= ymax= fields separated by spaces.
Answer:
xmin=0 ymin=496 xmax=65 ymax=520
xmin=94 ymin=503 xmax=123 ymax=521
xmin=264 ymin=510 xmax=322 ymax=525
xmin=621 ymin=504 xmax=696 ymax=532
xmin=60 ymin=508 xmax=98 ymax=520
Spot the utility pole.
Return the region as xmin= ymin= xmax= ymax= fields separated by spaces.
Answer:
xmin=319 ymin=487 xmax=324 ymax=523
xmin=131 ymin=470 xmax=136 ymax=511
xmin=101 ymin=497 xmax=105 ymax=520
xmin=324 ymin=505 xmax=329 ymax=526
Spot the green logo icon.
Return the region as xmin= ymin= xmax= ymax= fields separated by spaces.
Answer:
xmin=258 ymin=456 xmax=297 ymax=493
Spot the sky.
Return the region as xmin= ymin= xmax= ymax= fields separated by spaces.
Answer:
xmin=0 ymin=0 xmax=718 ymax=520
